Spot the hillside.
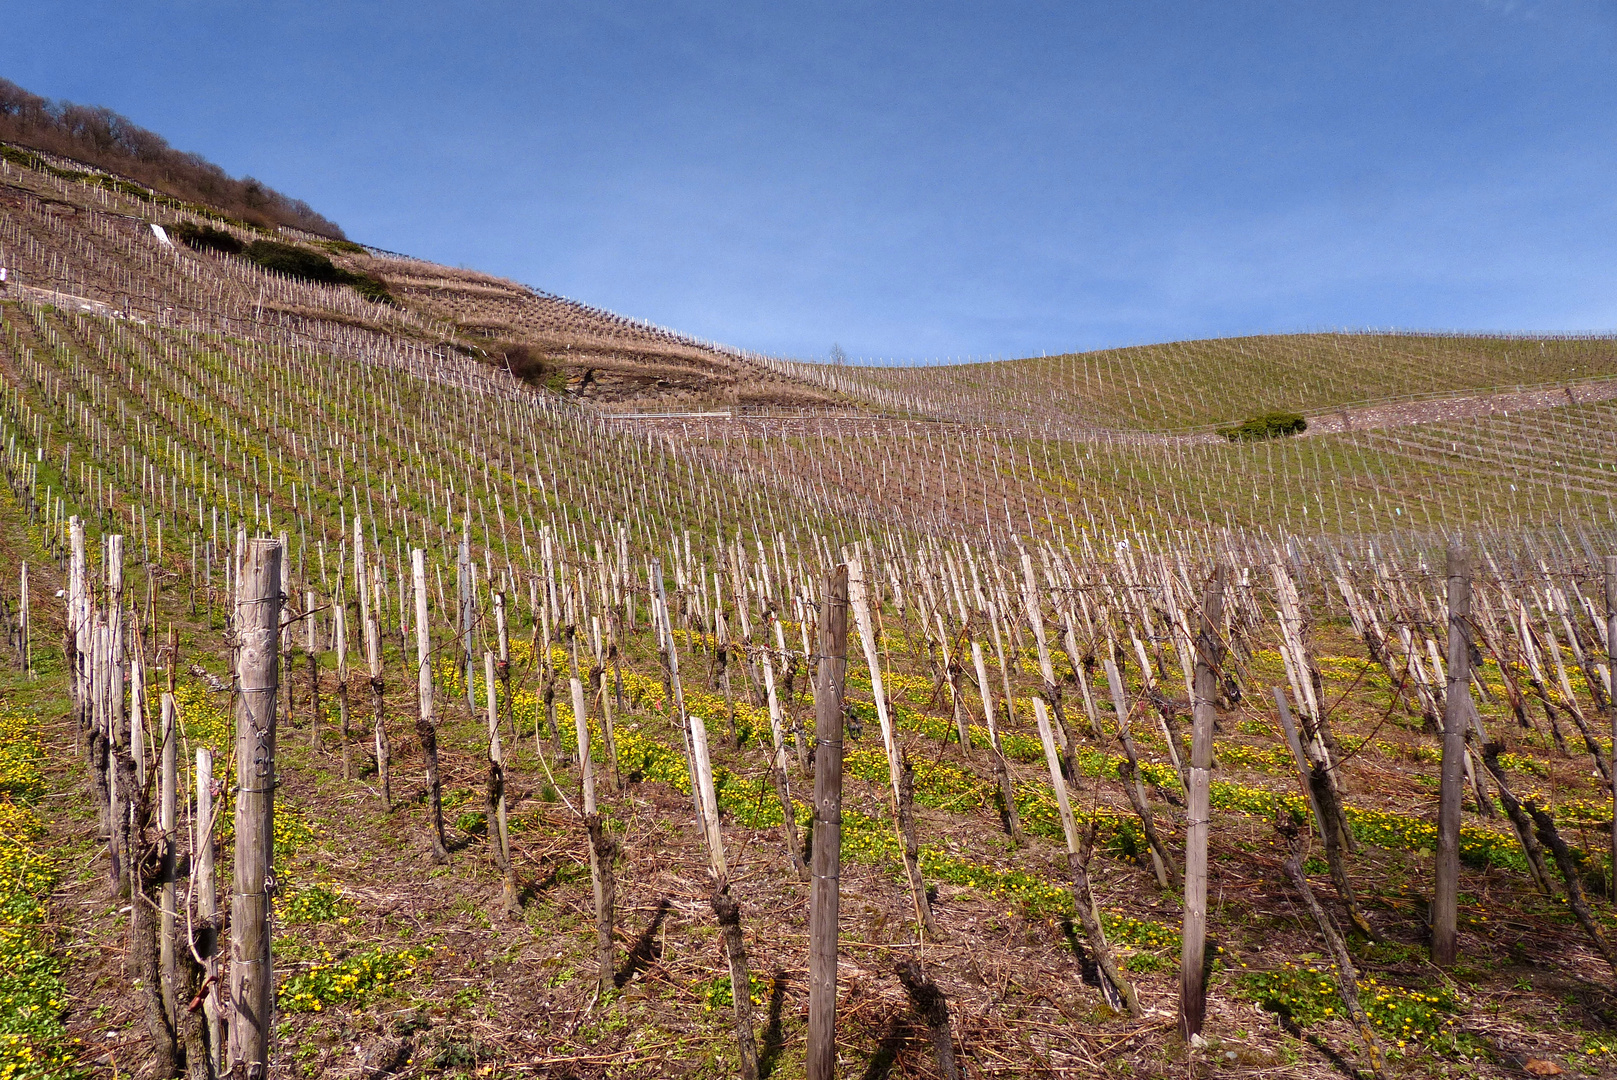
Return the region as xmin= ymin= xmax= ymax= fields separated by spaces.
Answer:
xmin=766 ymin=332 xmax=1617 ymax=434
xmin=2 ymin=120 xmax=1617 ymax=1080
xmin=0 ymin=139 xmax=836 ymax=414
xmin=0 ymin=77 xmax=343 ymax=237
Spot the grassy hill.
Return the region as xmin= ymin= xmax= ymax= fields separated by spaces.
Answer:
xmin=769 ymin=332 xmax=1617 ymax=432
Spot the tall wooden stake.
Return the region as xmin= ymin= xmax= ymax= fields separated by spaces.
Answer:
xmin=760 ymin=628 xmax=808 ymax=879
xmin=159 ymin=672 xmax=178 ymax=1025
xmin=357 ymin=521 xmax=389 ymax=808
xmin=807 ymin=564 xmax=848 ymax=1080
xmin=1179 ymin=565 xmax=1224 ymax=1041
xmin=196 ymin=747 xmax=222 ymax=1074
xmin=1607 ymin=555 xmax=1617 ymax=897
xmin=334 ymin=592 xmax=352 ymax=781
xmin=19 ymin=561 xmax=29 ymax=678
xmin=228 ymin=538 xmax=282 ymax=1076
xmin=1035 ymin=695 xmax=1140 ymax=1015
xmin=305 ymin=589 xmax=319 ymax=748
xmin=1433 ymin=545 xmax=1470 ymax=967
xmin=849 ymin=556 xmax=933 ymax=936
xmin=572 ymin=654 xmax=616 ymax=995
xmin=485 ymin=652 xmax=519 ymax=916
xmin=413 ymin=548 xmax=449 ymax=863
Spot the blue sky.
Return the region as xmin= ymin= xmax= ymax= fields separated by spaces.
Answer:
xmin=8 ymin=1 xmax=1617 ymax=361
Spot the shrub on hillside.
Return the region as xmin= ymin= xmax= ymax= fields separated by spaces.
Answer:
xmin=244 ymin=239 xmax=343 ymax=283
xmin=343 ymin=270 xmax=395 ymax=306
xmin=487 ymin=342 xmax=569 ymax=393
xmin=1218 ymin=411 xmax=1307 ymax=442
xmin=172 ymin=221 xmax=244 ymax=255
xmin=240 ymin=239 xmax=396 ymax=304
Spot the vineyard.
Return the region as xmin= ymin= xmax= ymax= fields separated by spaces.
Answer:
xmin=3 ymin=139 xmax=1617 ymax=1080
xmin=764 ymin=335 xmax=1617 ymax=436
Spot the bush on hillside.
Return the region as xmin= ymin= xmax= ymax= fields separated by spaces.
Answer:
xmin=1218 ymin=411 xmax=1307 ymax=442
xmin=172 ymin=221 xmax=244 ymax=255
xmin=241 ymin=239 xmax=396 ymax=305
xmin=488 ymin=341 xmax=568 ymax=392
xmin=490 ymin=342 xmax=547 ymax=381
xmin=344 ymin=270 xmax=395 ymax=305
xmin=244 ymin=239 xmax=343 ymax=283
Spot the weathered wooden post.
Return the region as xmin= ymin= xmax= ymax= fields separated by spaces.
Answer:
xmin=228 ymin=537 xmax=282 ymax=1076
xmin=358 ymin=524 xmax=389 ymax=809
xmin=1433 ymin=545 xmax=1470 ymax=967
xmin=970 ymin=636 xmax=1023 ymax=844
xmin=760 ymin=624 xmax=808 ymax=879
xmin=305 ymin=589 xmax=319 ymax=748
xmin=108 ymin=535 xmax=130 ymax=897
xmin=485 ymin=652 xmax=519 ymax=916
xmin=569 ymin=645 xmax=617 ymax=996
xmin=1607 ymin=555 xmax=1617 ymax=896
xmin=807 ymin=564 xmax=848 ymax=1080
xmin=1035 ymin=695 xmax=1139 ymax=1015
xmin=69 ymin=518 xmax=87 ymax=754
xmin=334 ymin=590 xmax=352 ymax=781
xmin=196 ymin=746 xmax=222 ymax=1074
xmin=1102 ymin=658 xmax=1175 ymax=887
xmin=19 ymin=561 xmax=29 ymax=678
xmin=459 ymin=540 xmax=476 ymax=716
xmin=494 ymin=589 xmax=513 ymax=743
xmin=159 ymin=657 xmax=178 ymax=1026
xmin=1179 ymin=565 xmax=1225 ymax=1042
xmin=413 ymin=548 xmax=449 ymax=863
xmin=848 ymin=555 xmax=934 ymax=936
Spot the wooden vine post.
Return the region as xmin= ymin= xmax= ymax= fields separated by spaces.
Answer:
xmin=108 ymin=534 xmax=129 ymax=895
xmin=572 ymin=647 xmax=617 ymax=997
xmin=195 ymin=746 xmax=223 ymax=1073
xmin=459 ymin=540 xmax=476 ymax=716
xmin=760 ymin=615 xmax=808 ymax=878
xmin=357 ymin=521 xmax=389 ymax=809
xmin=158 ymin=645 xmax=179 ymax=1024
xmin=19 ymin=561 xmax=29 ymax=678
xmin=1101 ymin=658 xmax=1175 ymax=887
xmin=1607 ymin=555 xmax=1617 ymax=895
xmin=485 ymin=652 xmax=519 ymax=916
xmin=1020 ymin=551 xmax=1077 ymax=774
xmin=651 ymin=564 xmax=707 ymax=840
xmin=334 ymin=588 xmax=351 ymax=780
xmin=412 ymin=548 xmax=450 ymax=863
xmin=807 ymin=564 xmax=849 ymax=1080
xmin=1179 ymin=565 xmax=1224 ymax=1041
xmin=656 ymin=562 xmax=758 ymax=1074
xmin=848 ymin=555 xmax=934 ymax=936
xmin=302 ymin=589 xmax=317 ymax=747
xmin=228 ymin=537 xmax=282 ymax=1076
xmin=69 ymin=517 xmax=87 ymax=757
xmin=1033 ymin=694 xmax=1139 ymax=1015
xmin=1432 ymin=545 xmax=1470 ymax=967
xmin=970 ymin=636 xmax=1023 ymax=844
xmin=494 ymin=589 xmax=513 ymax=743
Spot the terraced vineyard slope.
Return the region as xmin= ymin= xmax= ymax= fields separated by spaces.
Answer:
xmin=1 ymin=132 xmax=1616 ymax=1080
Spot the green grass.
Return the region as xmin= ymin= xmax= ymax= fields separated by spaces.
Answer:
xmin=0 ymin=709 xmax=81 ymax=1079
